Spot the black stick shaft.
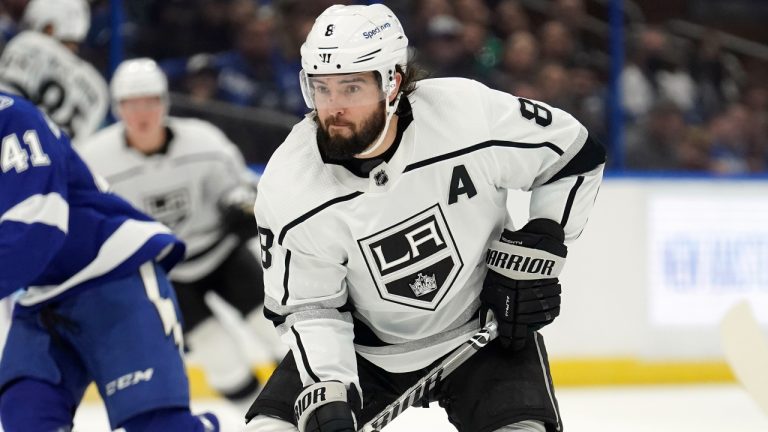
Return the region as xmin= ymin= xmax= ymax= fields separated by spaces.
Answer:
xmin=358 ymin=320 xmax=498 ymax=432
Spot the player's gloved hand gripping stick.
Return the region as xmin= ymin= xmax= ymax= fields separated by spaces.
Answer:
xmin=480 ymin=219 xmax=567 ymax=350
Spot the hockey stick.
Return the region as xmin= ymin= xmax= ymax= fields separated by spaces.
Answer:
xmin=720 ymin=300 xmax=768 ymax=416
xmin=358 ymin=319 xmax=499 ymax=432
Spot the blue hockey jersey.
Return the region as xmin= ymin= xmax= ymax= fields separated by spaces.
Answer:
xmin=0 ymin=93 xmax=185 ymax=306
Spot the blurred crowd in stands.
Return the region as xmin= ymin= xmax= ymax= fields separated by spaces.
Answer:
xmin=1 ymin=0 xmax=768 ymax=174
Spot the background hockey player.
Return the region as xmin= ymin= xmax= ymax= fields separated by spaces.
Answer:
xmin=0 ymin=93 xmax=218 ymax=431
xmin=78 ymin=57 xmax=286 ymax=413
xmin=246 ymin=4 xmax=605 ymax=432
xmin=0 ymin=0 xmax=108 ymax=141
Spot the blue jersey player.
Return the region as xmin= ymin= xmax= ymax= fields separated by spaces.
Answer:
xmin=0 ymin=92 xmax=219 ymax=431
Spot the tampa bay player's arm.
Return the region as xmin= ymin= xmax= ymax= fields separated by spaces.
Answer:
xmin=0 ymin=100 xmax=70 ymax=297
xmin=254 ymin=196 xmax=360 ymax=394
xmin=482 ymin=84 xmax=606 ymax=240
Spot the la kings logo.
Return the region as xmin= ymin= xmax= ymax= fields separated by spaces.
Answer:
xmin=358 ymin=204 xmax=463 ymax=310
xmin=144 ymin=188 xmax=190 ymax=229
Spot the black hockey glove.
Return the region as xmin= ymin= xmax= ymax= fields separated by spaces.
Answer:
xmin=218 ymin=184 xmax=258 ymax=241
xmin=294 ymin=381 xmax=361 ymax=432
xmin=480 ymin=219 xmax=567 ymax=351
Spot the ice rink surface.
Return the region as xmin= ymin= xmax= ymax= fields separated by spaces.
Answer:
xmin=63 ymin=384 xmax=767 ymax=431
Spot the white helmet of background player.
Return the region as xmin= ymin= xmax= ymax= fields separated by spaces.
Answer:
xmin=300 ymin=4 xmax=409 ymax=156
xmin=22 ymin=0 xmax=91 ymax=43
xmin=110 ymin=58 xmax=169 ymax=115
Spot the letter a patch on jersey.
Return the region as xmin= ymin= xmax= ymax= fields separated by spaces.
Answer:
xmin=357 ymin=204 xmax=463 ymax=310
xmin=448 ymin=164 xmax=477 ymax=205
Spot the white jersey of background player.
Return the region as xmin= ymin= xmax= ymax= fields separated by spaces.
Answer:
xmin=78 ymin=58 xmax=285 ymax=413
xmin=248 ymin=4 xmax=605 ymax=432
xmin=80 ymin=59 xmax=255 ymax=282
xmin=0 ymin=0 xmax=108 ymax=141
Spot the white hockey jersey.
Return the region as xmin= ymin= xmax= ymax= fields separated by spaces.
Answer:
xmin=255 ymin=78 xmax=604 ymax=392
xmin=77 ymin=117 xmax=256 ymax=282
xmin=0 ymin=31 xmax=108 ymax=141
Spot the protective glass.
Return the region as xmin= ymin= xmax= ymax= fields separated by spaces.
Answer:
xmin=300 ymin=70 xmax=387 ymax=110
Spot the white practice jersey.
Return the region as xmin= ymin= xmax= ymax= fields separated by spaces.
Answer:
xmin=255 ymin=78 xmax=604 ymax=392
xmin=77 ymin=117 xmax=256 ymax=282
xmin=0 ymin=31 xmax=108 ymax=141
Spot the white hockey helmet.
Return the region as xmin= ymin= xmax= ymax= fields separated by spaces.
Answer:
xmin=111 ymin=58 xmax=169 ymax=102
xmin=299 ymin=4 xmax=409 ymax=110
xmin=22 ymin=0 xmax=91 ymax=43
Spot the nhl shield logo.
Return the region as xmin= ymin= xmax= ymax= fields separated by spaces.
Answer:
xmin=374 ymin=169 xmax=388 ymax=186
xmin=357 ymin=204 xmax=463 ymax=310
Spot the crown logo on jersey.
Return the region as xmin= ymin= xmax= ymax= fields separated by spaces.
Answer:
xmin=409 ymin=273 xmax=438 ymax=297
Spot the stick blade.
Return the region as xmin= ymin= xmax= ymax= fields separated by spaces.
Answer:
xmin=720 ymin=300 xmax=768 ymax=416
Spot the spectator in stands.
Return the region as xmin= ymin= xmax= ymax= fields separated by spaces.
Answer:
xmin=493 ymin=0 xmax=529 ymax=40
xmin=567 ymin=60 xmax=608 ymax=143
xmin=554 ymin=0 xmax=606 ymax=54
xmin=228 ymin=0 xmax=259 ymax=30
xmin=621 ymin=27 xmax=695 ymax=121
xmin=678 ymin=127 xmax=714 ymax=171
xmin=214 ymin=15 xmax=285 ymax=110
xmin=420 ymin=14 xmax=479 ymax=79
xmin=550 ymin=0 xmax=587 ymax=33
xmin=183 ymin=53 xmax=220 ymax=105
xmin=461 ymin=20 xmax=503 ymax=81
xmin=0 ymin=2 xmax=19 ymax=51
xmin=490 ymin=30 xmax=539 ymax=95
xmin=453 ymin=0 xmax=490 ymax=26
xmin=539 ymin=21 xmax=572 ymax=62
xmin=656 ymin=45 xmax=696 ymax=115
xmin=709 ymin=103 xmax=756 ymax=173
xmin=510 ymin=80 xmax=542 ymax=101
xmin=134 ymin=1 xmax=200 ymax=59
xmin=689 ymin=33 xmax=742 ymax=122
xmin=407 ymin=0 xmax=453 ymax=47
xmin=536 ymin=62 xmax=570 ymax=108
xmin=625 ymin=100 xmax=688 ymax=170
xmin=743 ymin=84 xmax=768 ymax=168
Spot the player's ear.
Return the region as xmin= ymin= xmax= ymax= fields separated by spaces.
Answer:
xmin=389 ymin=72 xmax=403 ymax=104
xmin=41 ymin=23 xmax=55 ymax=37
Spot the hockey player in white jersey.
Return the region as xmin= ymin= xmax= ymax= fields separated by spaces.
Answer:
xmin=78 ymin=58 xmax=286 ymax=413
xmin=0 ymin=0 xmax=108 ymax=141
xmin=245 ymin=4 xmax=605 ymax=432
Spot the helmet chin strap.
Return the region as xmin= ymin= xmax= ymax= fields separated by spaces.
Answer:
xmin=355 ymin=91 xmax=402 ymax=158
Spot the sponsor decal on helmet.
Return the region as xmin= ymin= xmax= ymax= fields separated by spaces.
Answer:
xmin=363 ymin=22 xmax=392 ymax=39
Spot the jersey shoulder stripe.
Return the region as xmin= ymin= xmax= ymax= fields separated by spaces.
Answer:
xmin=277 ymin=191 xmax=363 ymax=245
xmin=1 ymin=192 xmax=68 ymax=233
xmin=403 ymin=139 xmax=563 ymax=173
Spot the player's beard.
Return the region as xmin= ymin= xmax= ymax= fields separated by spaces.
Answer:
xmin=316 ymin=102 xmax=386 ymax=160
